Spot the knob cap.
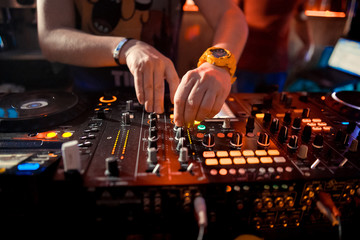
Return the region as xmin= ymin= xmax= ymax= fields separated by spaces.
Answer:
xmin=297 ymin=145 xmax=308 ymax=159
xmin=312 ymin=134 xmax=324 ymax=149
xmin=287 ymin=135 xmax=299 ymax=150
xmin=263 ymin=112 xmax=271 ymax=124
xmin=349 ymin=139 xmax=358 ymax=152
xmin=283 ymin=111 xmax=292 ymax=125
xmin=302 ymin=125 xmax=312 ymax=142
xmin=122 ymin=112 xmax=131 ymax=125
xmin=176 ymin=137 xmax=187 ymax=151
xmin=270 ymin=118 xmax=280 ymax=133
xmin=230 ymin=132 xmax=243 ymax=148
xmin=246 ymin=116 xmax=255 ymax=133
xmin=148 ymin=127 xmax=158 ymax=141
xmin=178 ymin=147 xmax=189 ymax=163
xmin=149 ymin=118 xmax=157 ymax=129
xmin=222 ymin=119 xmax=231 ymax=129
xmin=126 ymin=100 xmax=133 ymax=111
xmin=278 ymin=126 xmax=288 ymax=143
xmin=175 ymin=127 xmax=185 ymax=141
xmin=147 ymin=147 xmax=158 ymax=164
xmin=258 ymin=132 xmax=270 ymax=147
xmin=105 ymin=156 xmax=119 ymax=177
xmin=202 ymin=133 xmax=215 ymax=148
xmin=292 ymin=117 xmax=301 ymax=130
xmin=302 ymin=108 xmax=310 ymax=118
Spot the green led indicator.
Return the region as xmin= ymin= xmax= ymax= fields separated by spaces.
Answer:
xmin=197 ymin=125 xmax=206 ymax=131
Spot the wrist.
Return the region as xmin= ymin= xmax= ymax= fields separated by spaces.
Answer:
xmin=113 ymin=38 xmax=133 ymax=65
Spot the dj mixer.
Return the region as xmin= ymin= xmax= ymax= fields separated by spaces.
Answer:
xmin=0 ymin=89 xmax=359 ymax=239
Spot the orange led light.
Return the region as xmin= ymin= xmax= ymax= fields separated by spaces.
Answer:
xmin=99 ymin=96 xmax=117 ymax=103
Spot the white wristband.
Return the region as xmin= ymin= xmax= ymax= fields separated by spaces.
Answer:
xmin=113 ymin=38 xmax=133 ymax=65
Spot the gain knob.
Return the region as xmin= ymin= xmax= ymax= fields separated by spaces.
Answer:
xmin=283 ymin=111 xmax=292 ymax=125
xmin=230 ymin=132 xmax=243 ymax=148
xmin=287 ymin=135 xmax=299 ymax=150
xmin=263 ymin=112 xmax=272 ymax=124
xmin=302 ymin=108 xmax=310 ymax=118
xmin=292 ymin=117 xmax=301 ymax=130
xmin=278 ymin=125 xmax=288 ymax=143
xmin=270 ymin=118 xmax=280 ymax=133
xmin=178 ymin=147 xmax=189 ymax=163
xmin=202 ymin=133 xmax=215 ymax=148
xmin=257 ymin=132 xmax=270 ymax=147
xmin=302 ymin=125 xmax=312 ymax=143
xmin=312 ymin=134 xmax=324 ymax=149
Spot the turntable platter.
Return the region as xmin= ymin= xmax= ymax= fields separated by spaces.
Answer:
xmin=326 ymin=91 xmax=360 ymax=121
xmin=0 ymin=91 xmax=86 ymax=132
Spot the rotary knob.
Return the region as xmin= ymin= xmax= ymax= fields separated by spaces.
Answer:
xmin=202 ymin=133 xmax=215 ymax=148
xmin=270 ymin=118 xmax=280 ymax=133
xmin=148 ymin=127 xmax=158 ymax=141
xmin=230 ymin=132 xmax=243 ymax=148
xmin=302 ymin=125 xmax=312 ymax=143
xmin=283 ymin=111 xmax=292 ymax=125
xmin=302 ymin=108 xmax=310 ymax=118
xmin=263 ymin=112 xmax=272 ymax=124
xmin=246 ymin=116 xmax=255 ymax=133
xmin=178 ymin=147 xmax=189 ymax=163
xmin=257 ymin=132 xmax=270 ymax=147
xmin=312 ymin=134 xmax=324 ymax=149
xmin=147 ymin=147 xmax=158 ymax=164
xmin=297 ymin=145 xmax=308 ymax=159
xmin=278 ymin=125 xmax=288 ymax=143
xmin=287 ymin=135 xmax=299 ymax=150
xmin=175 ymin=127 xmax=185 ymax=141
xmin=292 ymin=117 xmax=301 ymax=130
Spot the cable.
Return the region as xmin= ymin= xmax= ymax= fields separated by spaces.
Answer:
xmin=194 ymin=196 xmax=207 ymax=240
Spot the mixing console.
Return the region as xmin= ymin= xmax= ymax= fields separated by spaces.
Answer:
xmin=0 ymin=90 xmax=359 ymax=239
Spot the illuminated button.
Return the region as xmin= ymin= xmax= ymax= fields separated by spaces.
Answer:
xmin=229 ymin=150 xmax=241 ymax=157
xmin=169 ymin=114 xmax=174 ymax=119
xmin=219 ymin=168 xmax=228 ymax=175
xmin=62 ymin=132 xmax=73 ymax=138
xmin=293 ymin=109 xmax=303 ymax=114
xmin=194 ymin=120 xmax=201 ymax=125
xmin=229 ymin=168 xmax=237 ymax=175
xmin=46 ymin=132 xmax=57 ymax=138
xmin=323 ymin=126 xmax=332 ymax=132
xmin=233 ymin=157 xmax=246 ymax=164
xmin=219 ymin=158 xmax=232 ymax=165
xmin=255 ymin=113 xmax=265 ymax=119
xmin=285 ymin=166 xmax=293 ymax=172
xmin=274 ymin=157 xmax=286 ymax=163
xmin=307 ymin=122 xmax=316 ymax=127
xmin=238 ymin=168 xmax=246 ymax=175
xmin=267 ymin=149 xmax=280 ymax=156
xmin=302 ymin=119 xmax=311 ymax=123
xmin=0 ymin=168 xmax=6 ymax=173
xmin=276 ymin=167 xmax=284 ymax=173
xmin=196 ymin=133 xmax=204 ymax=139
xmin=210 ymin=169 xmax=218 ymax=175
xmin=276 ymin=113 xmax=285 ymax=118
xmin=226 ymin=132 xmax=233 ymax=138
xmin=242 ymin=150 xmax=254 ymax=157
xmin=17 ymin=162 xmax=40 ymax=171
xmin=205 ymin=158 xmax=218 ymax=166
xmin=217 ymin=132 xmax=225 ymax=138
xmin=317 ymin=122 xmax=327 ymax=126
xmin=203 ymin=151 xmax=215 ymax=158
xmin=312 ymin=118 xmax=322 ymax=122
xmin=312 ymin=126 xmax=322 ymax=131
xmin=255 ymin=150 xmax=267 ymax=156
xmin=247 ymin=157 xmax=259 ymax=164
xmin=197 ymin=125 xmax=206 ymax=131
xmin=99 ymin=95 xmax=117 ymax=103
xmin=216 ymin=151 xmax=228 ymax=157
xmin=260 ymin=157 xmax=273 ymax=164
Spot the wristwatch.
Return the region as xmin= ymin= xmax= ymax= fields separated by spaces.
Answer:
xmin=197 ymin=47 xmax=237 ymax=84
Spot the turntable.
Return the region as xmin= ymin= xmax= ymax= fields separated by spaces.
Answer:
xmin=0 ymin=90 xmax=87 ymax=132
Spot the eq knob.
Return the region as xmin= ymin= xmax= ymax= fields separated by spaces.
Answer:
xmin=312 ymin=134 xmax=324 ymax=149
xmin=287 ymin=135 xmax=299 ymax=150
xmin=176 ymin=137 xmax=187 ymax=152
xmin=175 ymin=127 xmax=185 ymax=141
xmin=230 ymin=132 xmax=243 ymax=148
xmin=258 ymin=132 xmax=270 ymax=147
xmin=283 ymin=111 xmax=292 ymax=125
xmin=178 ymin=147 xmax=189 ymax=163
xmin=297 ymin=145 xmax=308 ymax=159
xmin=263 ymin=112 xmax=272 ymax=124
xmin=278 ymin=125 xmax=288 ymax=143
xmin=202 ymin=133 xmax=215 ymax=148
xmin=270 ymin=118 xmax=280 ymax=133
xmin=302 ymin=125 xmax=312 ymax=143
xmin=302 ymin=108 xmax=310 ymax=118
xmin=292 ymin=117 xmax=301 ymax=130
xmin=246 ymin=116 xmax=255 ymax=133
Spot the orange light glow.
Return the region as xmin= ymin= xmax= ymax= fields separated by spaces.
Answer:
xmin=305 ymin=10 xmax=346 ymax=18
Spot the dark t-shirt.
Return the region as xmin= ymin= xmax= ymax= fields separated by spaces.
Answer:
xmin=71 ymin=0 xmax=185 ymax=91
xmin=237 ymin=0 xmax=305 ymax=73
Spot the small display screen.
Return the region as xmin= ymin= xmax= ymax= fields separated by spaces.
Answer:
xmin=328 ymin=38 xmax=360 ymax=77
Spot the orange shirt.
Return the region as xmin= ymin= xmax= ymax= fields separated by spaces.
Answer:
xmin=237 ymin=0 xmax=305 ymax=73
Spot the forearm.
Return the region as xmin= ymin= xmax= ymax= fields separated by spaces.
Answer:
xmin=39 ymin=28 xmax=123 ymax=67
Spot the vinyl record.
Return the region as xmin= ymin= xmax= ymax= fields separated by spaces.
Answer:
xmin=0 ymin=91 xmax=86 ymax=132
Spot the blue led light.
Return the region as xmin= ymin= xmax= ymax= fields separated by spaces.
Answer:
xmin=197 ymin=125 xmax=206 ymax=131
xmin=17 ymin=163 xmax=40 ymax=171
xmin=341 ymin=122 xmax=349 ymax=125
